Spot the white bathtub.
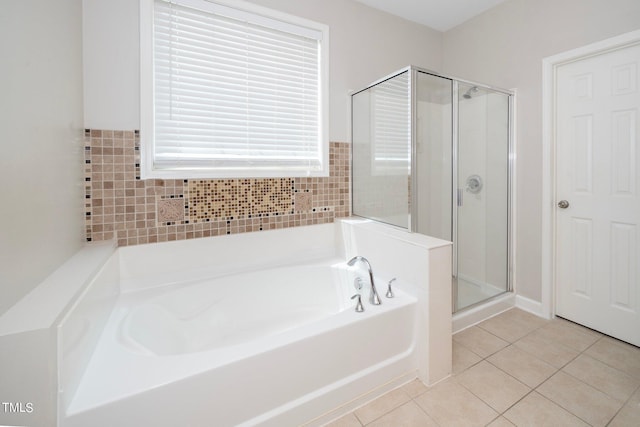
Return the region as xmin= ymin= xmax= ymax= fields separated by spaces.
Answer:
xmin=54 ymin=220 xmax=452 ymax=427
xmin=64 ymin=258 xmax=417 ymax=426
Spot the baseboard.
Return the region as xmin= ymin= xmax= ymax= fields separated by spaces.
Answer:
xmin=515 ymin=294 xmax=547 ymax=319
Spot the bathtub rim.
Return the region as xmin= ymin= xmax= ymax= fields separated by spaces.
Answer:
xmin=0 ymin=240 xmax=117 ymax=337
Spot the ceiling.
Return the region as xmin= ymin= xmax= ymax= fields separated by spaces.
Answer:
xmin=353 ymin=0 xmax=508 ymax=32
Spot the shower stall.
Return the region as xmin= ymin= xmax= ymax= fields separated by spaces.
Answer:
xmin=351 ymin=66 xmax=513 ymax=313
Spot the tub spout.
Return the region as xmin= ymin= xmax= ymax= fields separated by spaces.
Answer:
xmin=347 ymin=256 xmax=381 ymax=305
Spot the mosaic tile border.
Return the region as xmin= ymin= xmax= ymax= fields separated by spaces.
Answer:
xmin=84 ymin=129 xmax=350 ymax=246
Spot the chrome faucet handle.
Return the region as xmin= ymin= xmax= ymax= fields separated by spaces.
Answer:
xmin=386 ymin=278 xmax=396 ymax=298
xmin=351 ymin=294 xmax=364 ymax=312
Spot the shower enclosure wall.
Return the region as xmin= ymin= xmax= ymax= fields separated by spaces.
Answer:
xmin=351 ymin=66 xmax=513 ymax=313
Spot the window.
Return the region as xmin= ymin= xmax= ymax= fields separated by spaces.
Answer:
xmin=140 ymin=0 xmax=329 ymax=178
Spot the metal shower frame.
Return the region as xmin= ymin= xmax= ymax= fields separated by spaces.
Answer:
xmin=351 ymin=65 xmax=516 ymax=311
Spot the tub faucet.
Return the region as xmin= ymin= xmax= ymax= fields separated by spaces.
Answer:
xmin=347 ymin=256 xmax=381 ymax=305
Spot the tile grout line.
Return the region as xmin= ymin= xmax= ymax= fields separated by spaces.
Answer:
xmin=531 ymin=333 xmax=633 ymax=427
xmin=604 ymin=382 xmax=640 ymax=427
xmin=455 ymin=314 xmax=597 ymax=425
xmin=583 ymin=336 xmax=640 ymax=380
xmin=511 ymin=325 xmax=599 ymax=426
xmin=454 ymin=347 xmax=541 ymax=424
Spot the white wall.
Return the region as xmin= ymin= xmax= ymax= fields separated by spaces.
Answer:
xmin=82 ymin=0 xmax=443 ymax=142
xmin=0 ymin=0 xmax=84 ymax=316
xmin=83 ymin=0 xmax=140 ymax=131
xmin=442 ymin=0 xmax=640 ymax=302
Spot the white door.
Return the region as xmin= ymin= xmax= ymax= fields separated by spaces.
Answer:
xmin=556 ymin=42 xmax=640 ymax=346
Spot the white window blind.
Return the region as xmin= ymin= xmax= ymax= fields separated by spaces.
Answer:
xmin=372 ymin=72 xmax=410 ymax=175
xmin=141 ymin=0 xmax=329 ymax=178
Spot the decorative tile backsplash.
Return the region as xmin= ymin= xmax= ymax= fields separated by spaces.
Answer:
xmin=84 ymin=130 xmax=350 ymax=246
xmin=186 ymin=178 xmax=294 ymax=222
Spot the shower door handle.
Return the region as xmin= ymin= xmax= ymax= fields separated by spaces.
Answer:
xmin=457 ymin=189 xmax=463 ymax=206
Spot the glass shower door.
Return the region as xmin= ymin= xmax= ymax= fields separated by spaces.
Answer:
xmin=455 ymin=83 xmax=511 ymax=311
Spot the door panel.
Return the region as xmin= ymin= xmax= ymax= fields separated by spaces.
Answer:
xmin=556 ymin=43 xmax=640 ymax=346
xmin=610 ymin=222 xmax=636 ymax=310
xmin=570 ymin=217 xmax=593 ymax=298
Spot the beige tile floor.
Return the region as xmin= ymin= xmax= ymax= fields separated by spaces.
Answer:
xmin=324 ymin=308 xmax=640 ymax=427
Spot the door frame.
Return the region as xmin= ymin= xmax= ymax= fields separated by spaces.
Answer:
xmin=541 ymin=29 xmax=640 ymax=320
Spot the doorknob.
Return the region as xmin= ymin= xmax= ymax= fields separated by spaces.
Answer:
xmin=558 ymin=200 xmax=570 ymax=209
